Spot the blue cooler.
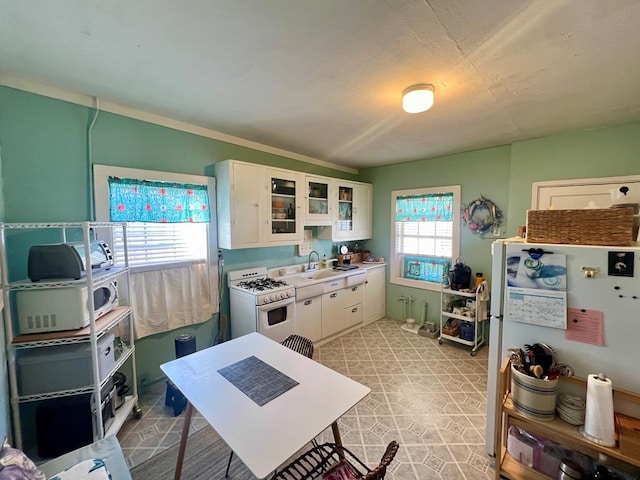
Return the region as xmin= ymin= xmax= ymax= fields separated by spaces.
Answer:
xmin=459 ymin=321 xmax=475 ymax=341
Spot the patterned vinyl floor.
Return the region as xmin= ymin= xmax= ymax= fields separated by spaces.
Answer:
xmin=117 ymin=318 xmax=494 ymax=479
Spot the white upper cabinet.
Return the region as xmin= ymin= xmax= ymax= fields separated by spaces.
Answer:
xmin=216 ymin=160 xmax=303 ymax=249
xmin=319 ymin=180 xmax=372 ymax=241
xmin=217 ymin=160 xmax=372 ymax=248
xmin=264 ymin=168 xmax=304 ymax=243
xmin=304 ymin=175 xmax=333 ymax=225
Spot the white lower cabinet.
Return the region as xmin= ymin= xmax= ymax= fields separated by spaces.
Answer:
xmin=365 ymin=265 xmax=386 ymax=324
xmin=321 ymin=289 xmax=344 ymax=338
xmin=343 ymin=283 xmax=364 ymax=329
xmin=295 ymin=296 xmax=322 ymax=343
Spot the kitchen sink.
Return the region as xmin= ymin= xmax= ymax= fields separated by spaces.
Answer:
xmin=302 ymin=269 xmax=343 ymax=280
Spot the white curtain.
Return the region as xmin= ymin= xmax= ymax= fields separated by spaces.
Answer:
xmin=130 ymin=262 xmax=212 ymax=339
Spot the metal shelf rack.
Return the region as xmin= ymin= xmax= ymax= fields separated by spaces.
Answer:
xmin=0 ymin=222 xmax=140 ymax=451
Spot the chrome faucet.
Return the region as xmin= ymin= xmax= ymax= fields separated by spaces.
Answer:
xmin=308 ymin=250 xmax=320 ymax=270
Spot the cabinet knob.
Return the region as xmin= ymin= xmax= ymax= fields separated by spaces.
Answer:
xmin=352 ymin=307 xmax=358 ymax=313
xmin=304 ymin=300 xmax=312 ymax=305
xmin=330 ymin=293 xmax=337 ymax=298
xmin=352 ymin=287 xmax=358 ymax=291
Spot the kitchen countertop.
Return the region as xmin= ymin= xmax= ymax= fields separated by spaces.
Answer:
xmin=272 ymin=262 xmax=385 ymax=288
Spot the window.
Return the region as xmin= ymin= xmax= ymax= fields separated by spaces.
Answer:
xmin=93 ymin=165 xmax=215 ymax=271
xmin=390 ymin=186 xmax=461 ymax=291
xmin=107 ymin=176 xmax=210 ymax=269
xmin=93 ymin=165 xmax=219 ymax=337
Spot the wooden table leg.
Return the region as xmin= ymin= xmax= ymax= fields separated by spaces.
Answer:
xmin=174 ymin=401 xmax=194 ymax=480
xmin=330 ymin=421 xmax=344 ymax=459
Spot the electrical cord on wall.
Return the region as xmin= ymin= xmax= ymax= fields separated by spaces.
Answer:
xmin=87 ymin=96 xmax=100 ymax=221
xmin=214 ymin=249 xmax=227 ymax=344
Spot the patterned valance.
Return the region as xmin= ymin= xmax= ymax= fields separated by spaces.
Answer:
xmin=108 ymin=177 xmax=210 ymax=223
xmin=395 ymin=193 xmax=453 ymax=222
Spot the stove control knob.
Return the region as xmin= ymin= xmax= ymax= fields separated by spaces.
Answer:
xmin=270 ymin=294 xmax=277 ymax=302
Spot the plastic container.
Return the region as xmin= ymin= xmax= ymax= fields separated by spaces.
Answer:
xmin=459 ymin=321 xmax=475 ymax=341
xmin=17 ymin=332 xmax=115 ymax=396
xmin=474 ymin=272 xmax=485 ymax=289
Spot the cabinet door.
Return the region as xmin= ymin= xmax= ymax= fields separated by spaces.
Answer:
xmin=264 ymin=169 xmax=303 ymax=243
xmin=353 ymin=183 xmax=372 ymax=239
xmin=321 ymin=289 xmax=344 ymax=338
xmin=334 ymin=182 xmax=355 ymax=239
xmin=304 ymin=175 xmax=333 ymax=225
xmin=295 ymin=297 xmax=322 ymax=342
xmin=365 ymin=266 xmax=386 ymax=324
xmin=230 ymin=162 xmax=263 ymax=247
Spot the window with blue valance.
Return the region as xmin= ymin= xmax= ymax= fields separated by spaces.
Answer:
xmin=395 ymin=192 xmax=453 ymax=222
xmin=391 ymin=187 xmax=460 ymax=289
xmin=108 ymin=177 xmax=210 ymax=223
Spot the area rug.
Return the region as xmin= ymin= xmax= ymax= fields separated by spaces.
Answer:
xmin=130 ymin=425 xmax=257 ymax=480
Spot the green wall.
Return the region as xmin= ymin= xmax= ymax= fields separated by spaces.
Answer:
xmin=359 ymin=146 xmax=512 ymax=326
xmin=2 ymin=84 xmax=640 ymax=440
xmin=0 ymin=86 xmax=356 ymax=397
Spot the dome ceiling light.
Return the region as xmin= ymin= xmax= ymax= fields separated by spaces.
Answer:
xmin=402 ymin=84 xmax=434 ymax=113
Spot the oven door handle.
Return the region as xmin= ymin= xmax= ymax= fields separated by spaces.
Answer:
xmin=257 ymin=297 xmax=295 ymax=311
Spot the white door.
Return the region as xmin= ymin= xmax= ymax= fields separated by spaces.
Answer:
xmin=531 ymin=175 xmax=640 ymax=210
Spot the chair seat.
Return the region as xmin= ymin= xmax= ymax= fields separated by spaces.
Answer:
xmin=272 ymin=441 xmax=399 ymax=480
xmin=281 ymin=334 xmax=314 ymax=359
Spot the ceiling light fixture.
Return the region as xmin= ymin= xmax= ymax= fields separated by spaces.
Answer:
xmin=402 ymin=84 xmax=434 ymax=113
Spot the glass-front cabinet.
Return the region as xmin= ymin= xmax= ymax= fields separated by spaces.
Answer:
xmin=305 ymin=175 xmax=333 ymax=225
xmin=265 ymin=169 xmax=303 ymax=242
xmin=336 ymin=183 xmax=354 ymax=238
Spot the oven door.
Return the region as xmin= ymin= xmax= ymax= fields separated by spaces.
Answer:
xmin=256 ymin=297 xmax=295 ymax=343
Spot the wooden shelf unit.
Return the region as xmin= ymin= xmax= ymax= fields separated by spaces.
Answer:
xmin=495 ymin=358 xmax=640 ymax=479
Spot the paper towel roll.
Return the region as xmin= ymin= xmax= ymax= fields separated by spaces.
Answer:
xmin=580 ymin=373 xmax=616 ymax=447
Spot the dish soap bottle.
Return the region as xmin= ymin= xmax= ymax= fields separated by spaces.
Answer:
xmin=321 ymin=255 xmax=327 ymax=268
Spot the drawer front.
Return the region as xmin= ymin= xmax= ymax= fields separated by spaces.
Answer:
xmin=343 ymin=284 xmax=364 ymax=307
xmin=344 ymin=302 xmax=364 ymax=329
xmin=323 ymin=278 xmax=346 ymax=293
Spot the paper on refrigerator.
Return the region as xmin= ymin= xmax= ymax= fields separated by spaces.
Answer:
xmin=505 ymin=252 xmax=567 ymax=329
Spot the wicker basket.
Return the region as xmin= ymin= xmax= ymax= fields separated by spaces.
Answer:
xmin=526 ymin=207 xmax=635 ymax=246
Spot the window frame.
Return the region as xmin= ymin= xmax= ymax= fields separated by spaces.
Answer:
xmin=390 ymin=185 xmax=461 ymax=292
xmin=93 ymin=165 xmax=217 ymax=273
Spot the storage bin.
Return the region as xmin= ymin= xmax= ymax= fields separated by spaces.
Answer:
xmin=511 ymin=364 xmax=558 ymax=421
xmin=459 ymin=321 xmax=474 ymax=341
xmin=526 ymin=207 xmax=635 ymax=246
xmin=17 ymin=332 xmax=115 ymax=396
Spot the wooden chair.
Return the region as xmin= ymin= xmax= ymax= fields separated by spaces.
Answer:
xmin=272 ymin=441 xmax=399 ymax=480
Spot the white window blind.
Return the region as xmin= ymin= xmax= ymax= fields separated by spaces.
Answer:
xmin=395 ymin=220 xmax=453 ymax=257
xmin=112 ymin=222 xmax=208 ymax=268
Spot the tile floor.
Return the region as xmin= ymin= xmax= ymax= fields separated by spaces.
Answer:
xmin=117 ymin=318 xmax=494 ymax=479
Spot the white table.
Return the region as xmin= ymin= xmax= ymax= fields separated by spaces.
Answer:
xmin=160 ymin=332 xmax=370 ymax=479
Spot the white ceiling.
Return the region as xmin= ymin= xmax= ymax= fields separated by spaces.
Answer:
xmin=2 ymin=0 xmax=640 ymax=170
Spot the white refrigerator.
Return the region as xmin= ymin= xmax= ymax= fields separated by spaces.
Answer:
xmin=485 ymin=238 xmax=640 ymax=456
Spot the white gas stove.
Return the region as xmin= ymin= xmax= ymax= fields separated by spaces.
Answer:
xmin=227 ymin=267 xmax=295 ymax=341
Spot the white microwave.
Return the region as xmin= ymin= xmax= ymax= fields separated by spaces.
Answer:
xmin=16 ymin=281 xmax=119 ymax=334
